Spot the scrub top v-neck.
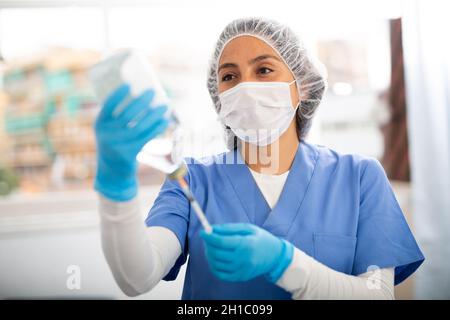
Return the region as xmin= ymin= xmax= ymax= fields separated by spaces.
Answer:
xmin=146 ymin=141 xmax=424 ymax=300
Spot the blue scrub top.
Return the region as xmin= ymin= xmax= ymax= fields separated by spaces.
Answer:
xmin=146 ymin=141 xmax=424 ymax=300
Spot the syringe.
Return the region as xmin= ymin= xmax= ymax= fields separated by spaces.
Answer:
xmin=168 ymin=165 xmax=213 ymax=234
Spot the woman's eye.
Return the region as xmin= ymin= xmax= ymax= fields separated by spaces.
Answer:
xmin=258 ymin=67 xmax=273 ymax=75
xmin=221 ymin=74 xmax=235 ymax=82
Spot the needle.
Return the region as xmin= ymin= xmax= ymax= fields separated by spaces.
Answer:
xmin=177 ymin=176 xmax=213 ymax=234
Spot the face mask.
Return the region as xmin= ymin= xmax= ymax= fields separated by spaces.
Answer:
xmin=218 ymin=80 xmax=299 ymax=146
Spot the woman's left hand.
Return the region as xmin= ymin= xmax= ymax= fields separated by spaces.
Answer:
xmin=200 ymin=223 xmax=293 ymax=283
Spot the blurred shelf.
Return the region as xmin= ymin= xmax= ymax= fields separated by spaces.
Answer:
xmin=1 ymin=47 xmax=102 ymax=193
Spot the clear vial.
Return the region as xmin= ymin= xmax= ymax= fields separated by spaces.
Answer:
xmin=89 ymin=49 xmax=183 ymax=175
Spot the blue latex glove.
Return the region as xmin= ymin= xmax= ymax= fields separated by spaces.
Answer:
xmin=94 ymin=84 xmax=169 ymax=201
xmin=200 ymin=223 xmax=294 ymax=283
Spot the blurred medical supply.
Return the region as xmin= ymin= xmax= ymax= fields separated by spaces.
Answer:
xmin=0 ymin=48 xmax=100 ymax=193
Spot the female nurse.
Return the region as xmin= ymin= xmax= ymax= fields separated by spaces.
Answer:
xmin=95 ymin=17 xmax=424 ymax=299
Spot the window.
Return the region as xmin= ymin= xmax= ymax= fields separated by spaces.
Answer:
xmin=0 ymin=0 xmax=402 ymax=195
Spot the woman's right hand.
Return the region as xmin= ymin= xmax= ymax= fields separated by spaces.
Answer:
xmin=94 ymin=84 xmax=169 ymax=201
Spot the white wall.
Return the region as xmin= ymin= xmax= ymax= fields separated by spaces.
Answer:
xmin=0 ymin=187 xmax=186 ymax=299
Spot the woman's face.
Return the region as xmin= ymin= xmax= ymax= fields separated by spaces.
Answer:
xmin=217 ymin=35 xmax=300 ymax=107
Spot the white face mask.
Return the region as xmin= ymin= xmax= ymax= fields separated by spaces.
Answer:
xmin=218 ymin=80 xmax=299 ymax=146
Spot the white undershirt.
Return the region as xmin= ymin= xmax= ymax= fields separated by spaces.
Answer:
xmin=248 ymin=168 xmax=289 ymax=209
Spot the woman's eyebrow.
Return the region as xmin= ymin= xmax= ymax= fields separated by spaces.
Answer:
xmin=218 ymin=54 xmax=281 ymax=73
xmin=218 ymin=62 xmax=238 ymax=73
xmin=248 ymin=54 xmax=282 ymax=65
